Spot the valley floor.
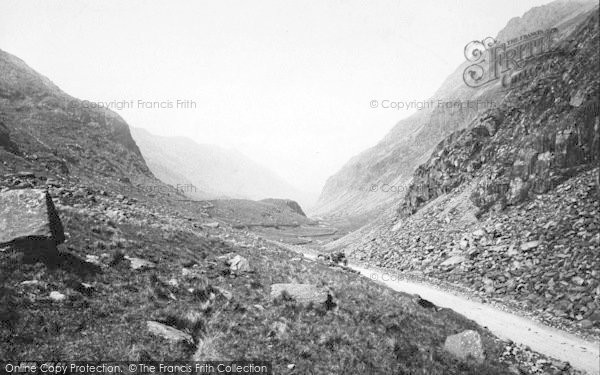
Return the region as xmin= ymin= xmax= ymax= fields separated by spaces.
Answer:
xmin=0 ymin=182 xmax=523 ymax=375
xmin=1 ymin=174 xmax=596 ymax=374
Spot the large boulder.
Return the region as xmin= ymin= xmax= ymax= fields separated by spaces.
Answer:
xmin=270 ymin=283 xmax=328 ymax=304
xmin=229 ymin=255 xmax=251 ymax=273
xmin=443 ymin=330 xmax=485 ymax=363
xmin=0 ymin=189 xmax=65 ymax=246
xmin=146 ymin=321 xmax=193 ymax=345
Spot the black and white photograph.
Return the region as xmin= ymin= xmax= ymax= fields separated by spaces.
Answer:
xmin=0 ymin=1 xmax=599 ymax=374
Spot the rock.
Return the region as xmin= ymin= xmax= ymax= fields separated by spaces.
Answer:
xmin=413 ymin=295 xmax=437 ymax=310
xmin=124 ymin=256 xmax=155 ymax=270
xmin=443 ymin=330 xmax=485 ymax=363
xmin=214 ymin=286 xmax=233 ymax=300
xmin=440 ymin=255 xmax=467 ymax=267
xmin=146 ymin=321 xmax=193 ymax=345
xmin=270 ymin=283 xmax=328 ymax=304
xmin=229 ymin=255 xmax=251 ymax=272
xmin=216 ymin=252 xmax=236 ymax=261
xmin=268 ymin=321 xmax=288 ymax=339
xmin=571 ymin=276 xmax=585 ymax=286
xmin=520 ymin=241 xmax=540 ymax=251
xmin=569 ymin=90 xmax=585 ymax=107
xmin=49 ymin=291 xmax=66 ymax=302
xmin=45 ymin=178 xmax=60 ymax=187
xmin=587 ymin=310 xmax=600 ymax=322
xmin=0 ymin=189 xmax=65 ymax=247
xmin=85 ymin=254 xmax=103 ymax=266
xmin=507 ymin=244 xmax=519 ymax=256
xmin=472 ymin=229 xmax=486 ymax=238
xmin=202 ymin=222 xmax=220 ymax=229
xmin=579 ymin=319 xmax=593 ymax=329
xmin=21 ymin=280 xmax=40 ymax=286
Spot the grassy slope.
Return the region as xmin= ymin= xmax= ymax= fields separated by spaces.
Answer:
xmin=0 ymin=190 xmax=513 ymax=375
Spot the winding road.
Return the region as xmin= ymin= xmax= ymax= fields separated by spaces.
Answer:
xmin=274 ymin=241 xmax=599 ymax=374
xmin=351 ymin=264 xmax=600 ymax=375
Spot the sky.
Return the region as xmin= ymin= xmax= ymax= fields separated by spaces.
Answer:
xmin=0 ymin=0 xmax=553 ymax=194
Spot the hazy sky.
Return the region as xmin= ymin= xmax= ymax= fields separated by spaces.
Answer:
xmin=0 ymin=0 xmax=552 ymax=193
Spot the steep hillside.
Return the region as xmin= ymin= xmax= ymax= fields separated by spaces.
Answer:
xmin=313 ymin=0 xmax=597 ymax=224
xmin=326 ymin=8 xmax=600 ymax=339
xmin=130 ymin=127 xmax=317 ymax=208
xmin=0 ymin=49 xmax=155 ymax=188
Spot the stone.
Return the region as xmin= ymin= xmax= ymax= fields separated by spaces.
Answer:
xmin=270 ymin=283 xmax=328 ymax=304
xmin=21 ymin=280 xmax=40 ymax=286
xmin=507 ymin=244 xmax=519 ymax=256
xmin=472 ymin=229 xmax=486 ymax=238
xmin=0 ymin=189 xmax=65 ymax=246
xmin=202 ymin=222 xmax=220 ymax=229
xmin=216 ymin=252 xmax=236 ymax=261
xmin=268 ymin=321 xmax=288 ymax=339
xmin=49 ymin=291 xmax=66 ymax=302
xmin=443 ymin=330 xmax=485 ymax=363
xmin=440 ymin=255 xmax=467 ymax=267
xmin=85 ymin=254 xmax=103 ymax=266
xmin=587 ymin=311 xmax=600 ymax=322
xmin=125 ymin=256 xmax=155 ymax=270
xmin=520 ymin=241 xmax=540 ymax=251
xmin=146 ymin=321 xmax=193 ymax=345
xmin=229 ymin=255 xmax=251 ymax=272
xmin=214 ymin=286 xmax=233 ymax=300
xmin=571 ymin=276 xmax=585 ymax=286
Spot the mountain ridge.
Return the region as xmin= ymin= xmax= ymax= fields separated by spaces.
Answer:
xmin=130 ymin=126 xmax=318 ymax=209
xmin=313 ymin=0 xmax=598 ymax=224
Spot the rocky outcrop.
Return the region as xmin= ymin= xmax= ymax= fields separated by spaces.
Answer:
xmin=270 ymin=283 xmax=328 ymax=304
xmin=401 ymin=9 xmax=599 ymax=216
xmin=0 ymin=189 xmax=65 ymax=247
xmin=146 ymin=321 xmax=194 ymax=345
xmin=313 ymin=0 xmax=597 ymax=222
xmin=444 ymin=330 xmax=485 ymax=364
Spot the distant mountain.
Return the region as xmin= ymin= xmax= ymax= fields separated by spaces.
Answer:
xmin=130 ymin=127 xmax=317 ymax=209
xmin=0 ymin=48 xmax=161 ymax=190
xmin=313 ymin=0 xmax=597 ymax=225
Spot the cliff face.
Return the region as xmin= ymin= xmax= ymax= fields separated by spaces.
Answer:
xmin=402 ymin=11 xmax=599 ymax=215
xmin=313 ymin=0 xmax=597 ymax=223
xmin=0 ymin=48 xmax=151 ymax=183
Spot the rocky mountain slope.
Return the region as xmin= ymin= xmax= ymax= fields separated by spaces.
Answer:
xmin=130 ymin=127 xmax=317 ymax=209
xmin=326 ymin=7 xmax=600 ymax=340
xmin=313 ymin=0 xmax=598 ymax=224
xmin=0 ymin=49 xmax=159 ymax=189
